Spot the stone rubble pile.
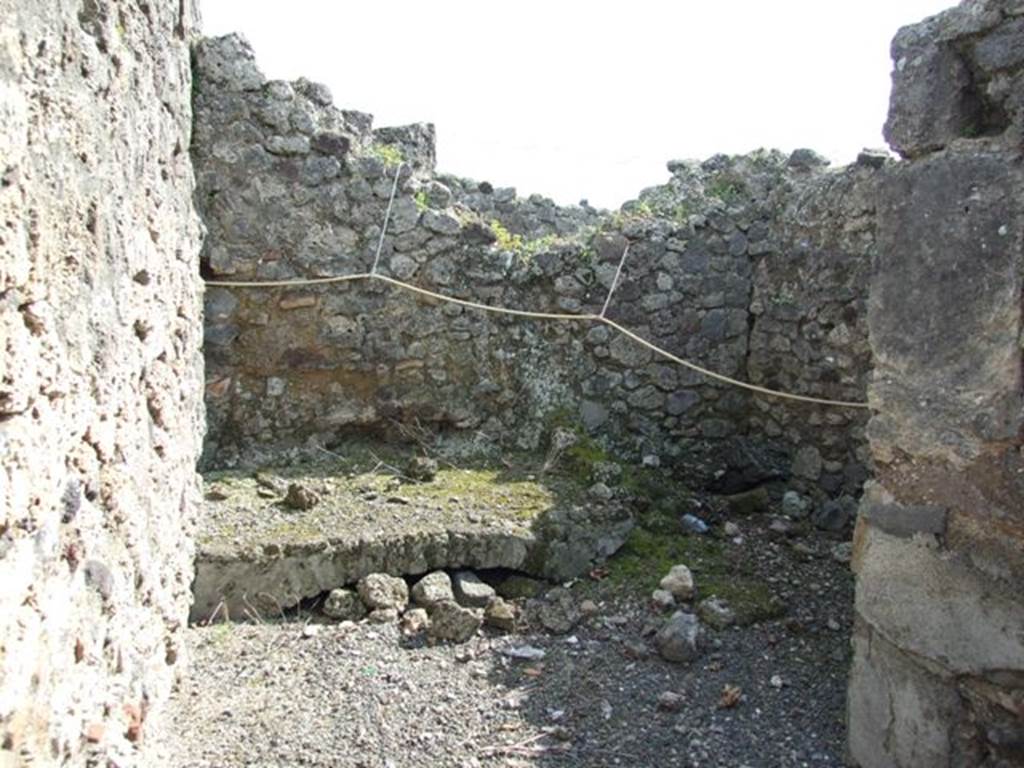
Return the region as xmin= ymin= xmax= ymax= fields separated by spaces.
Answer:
xmin=317 ymin=556 xmax=745 ymax=671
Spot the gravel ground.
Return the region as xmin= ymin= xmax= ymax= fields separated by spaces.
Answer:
xmin=149 ymin=516 xmax=854 ymax=768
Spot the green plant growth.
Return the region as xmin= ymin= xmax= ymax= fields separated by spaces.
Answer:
xmin=610 ymin=200 xmax=657 ymax=229
xmin=414 ymin=189 xmax=430 ymax=213
xmin=489 ymin=219 xmax=524 ymax=254
xmin=368 ymin=143 xmax=403 ymax=167
xmin=545 ymin=420 xmax=783 ymax=626
xmin=523 ymin=234 xmax=558 ymax=256
xmin=706 ymin=175 xmax=747 ymax=204
xmin=634 ymin=200 xmax=655 ymax=218
xmin=673 ymin=201 xmax=696 ymax=223
xmin=605 ymin=522 xmax=783 ymax=625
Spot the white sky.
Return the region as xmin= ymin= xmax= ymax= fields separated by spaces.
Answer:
xmin=199 ymin=1 xmax=955 ymax=209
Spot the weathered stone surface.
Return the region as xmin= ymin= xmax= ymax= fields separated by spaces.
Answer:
xmin=284 ymin=483 xmax=320 ymax=510
xmin=723 ymin=486 xmax=770 ymax=516
xmin=884 ymin=29 xmax=977 ymax=157
xmin=868 ymin=149 xmax=1023 ymax=466
xmin=859 ymin=482 xmax=948 ymax=539
xmin=191 ymin=453 xmax=633 ymax=621
xmin=427 ymin=601 xmax=482 ymax=643
xmin=659 ymin=565 xmax=696 ymax=602
xmin=854 ymin=525 xmax=1024 ymax=676
xmin=322 ymin=588 xmax=367 ymax=621
xmin=884 ymin=0 xmax=1024 ymax=157
xmin=651 ymin=589 xmax=676 ymax=612
xmin=191 ymin=35 xmax=873 ymax=501
xmin=357 ymin=574 xmax=409 ymax=612
xmin=451 ymin=571 xmax=495 ymax=608
xmin=849 ymin=7 xmax=1024 ymax=765
xmin=407 ymin=456 xmax=439 ymax=482
xmin=400 ymin=607 xmax=430 ymax=636
xmin=484 ymin=597 xmax=517 ymax=632
xmin=813 ymin=496 xmax=855 ymax=532
xmin=496 ymin=574 xmax=546 ymax=600
xmin=536 ymin=587 xmax=579 ymax=634
xmin=0 ymin=1 xmax=203 ymax=764
xmin=697 ymin=597 xmax=736 ymax=630
xmin=368 ymin=607 xmax=399 ymax=624
xmin=791 ymin=446 xmax=823 ymax=481
xmin=848 ymin=624 xmax=963 ymax=768
xmin=410 ymin=571 xmax=454 ymax=608
xmin=781 ymin=490 xmax=810 ymax=519
xmin=655 ymin=612 xmax=704 ymax=663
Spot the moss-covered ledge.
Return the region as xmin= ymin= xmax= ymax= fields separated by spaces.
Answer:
xmin=191 ymin=443 xmax=633 ymax=622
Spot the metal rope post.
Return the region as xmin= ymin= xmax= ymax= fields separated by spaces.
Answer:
xmin=369 ymin=161 xmax=404 ymax=276
xmin=600 ymin=244 xmax=631 ymax=318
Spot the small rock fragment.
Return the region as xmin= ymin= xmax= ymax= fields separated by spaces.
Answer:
xmin=427 ymin=600 xmax=482 ymax=643
xmin=623 ymin=640 xmax=650 ymax=660
xmin=697 ymin=597 xmax=736 ymax=630
xmin=254 ymin=471 xmax=286 ymax=494
xmin=680 ymin=513 xmax=709 ymax=534
xmin=724 ymin=486 xmax=770 ymax=516
xmin=814 ymin=495 xmax=856 ymax=531
xmin=659 ymin=564 xmax=695 ymax=601
xmin=323 ymin=588 xmax=368 ymax=621
xmin=768 ymin=517 xmax=797 ymax=537
xmin=400 ymin=607 xmax=429 ymax=635
xmin=651 ymin=589 xmax=676 ymax=612
xmin=782 ymin=490 xmax=810 ymax=519
xmin=496 ymin=574 xmax=546 ymax=599
xmin=283 ymin=482 xmax=319 ymax=510
xmin=411 ymin=571 xmax=454 ymax=608
xmin=856 ymin=148 xmax=889 ymax=168
xmin=484 ymin=597 xmax=516 ymax=632
xmin=770 ymin=674 xmax=784 ymax=689
xmin=832 ymin=542 xmax=853 ymax=564
xmin=718 ymin=684 xmax=743 ymax=708
xmin=723 ymin=521 xmax=740 ymax=537
xmin=452 ymin=571 xmax=496 ymax=608
xmin=406 ymin=455 xmax=438 ymax=482
xmin=579 ymin=599 xmax=599 ymax=617
xmin=549 ymin=725 xmax=572 ymax=741
xmin=538 ymin=587 xmax=579 ymax=634
xmin=588 ymin=482 xmax=613 ymax=500
xmin=657 ymin=691 xmax=684 ymax=712
xmin=368 ymin=607 xmax=399 ymax=624
xmin=791 ymin=541 xmax=818 ymax=559
xmin=301 ymin=624 xmax=321 ymax=639
xmin=655 ymin=611 xmax=704 ymax=663
xmin=357 ymin=573 xmax=409 ymax=612
xmin=503 ymin=645 xmax=546 ymax=661
xmin=123 ymin=703 xmax=143 ymax=743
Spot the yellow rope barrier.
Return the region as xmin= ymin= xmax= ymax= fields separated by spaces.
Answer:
xmin=206 ymin=270 xmax=868 ymax=409
xmin=204 ymin=162 xmax=869 ymax=410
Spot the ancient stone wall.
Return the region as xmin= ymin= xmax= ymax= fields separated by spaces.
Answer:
xmin=847 ymin=1 xmax=1024 ymax=765
xmin=0 ymin=1 xmax=203 ymax=764
xmin=194 ymin=35 xmax=875 ymax=500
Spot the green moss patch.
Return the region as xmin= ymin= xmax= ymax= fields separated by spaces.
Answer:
xmin=199 ymin=441 xmax=588 ymax=555
xmin=604 ymin=519 xmax=782 ymax=626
